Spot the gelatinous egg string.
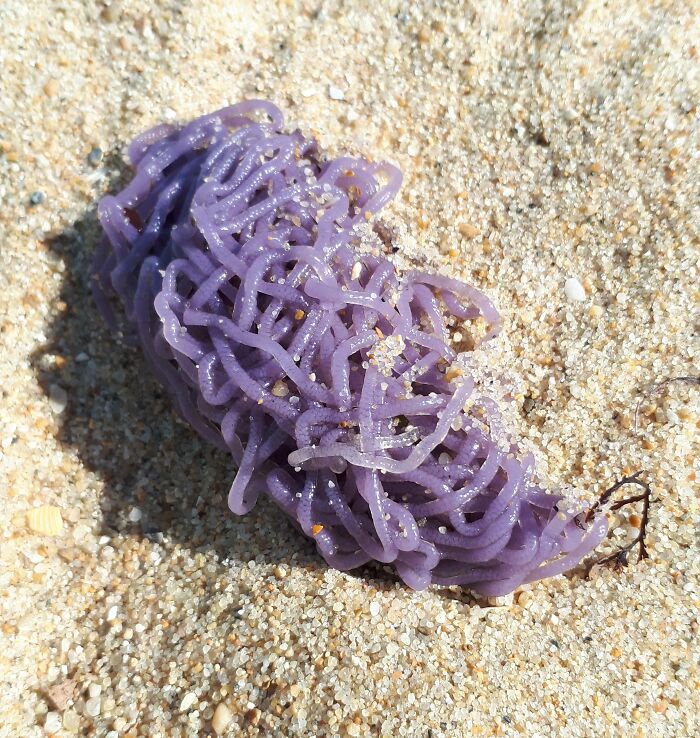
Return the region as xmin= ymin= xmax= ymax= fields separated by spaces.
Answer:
xmin=94 ymin=100 xmax=635 ymax=596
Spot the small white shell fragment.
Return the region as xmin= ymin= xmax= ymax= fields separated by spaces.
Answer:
xmin=328 ymin=85 xmax=345 ymax=101
xmin=44 ymin=711 xmax=62 ymax=733
xmin=564 ymin=277 xmax=586 ymax=302
xmin=486 ymin=593 xmax=515 ymax=607
xmin=212 ymin=702 xmax=233 ymax=734
xmin=179 ymin=692 xmax=197 ymax=712
xmin=26 ymin=505 xmax=63 ymax=536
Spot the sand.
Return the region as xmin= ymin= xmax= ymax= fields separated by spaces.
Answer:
xmin=1 ymin=1 xmax=698 ymax=736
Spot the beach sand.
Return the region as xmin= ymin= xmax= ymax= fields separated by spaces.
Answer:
xmin=1 ymin=1 xmax=698 ymax=736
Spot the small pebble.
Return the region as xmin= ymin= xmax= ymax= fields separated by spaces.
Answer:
xmin=23 ymin=549 xmax=43 ymax=566
xmin=87 ymin=147 xmax=103 ymax=166
xmin=72 ymin=523 xmax=90 ymax=541
xmin=112 ymin=717 xmax=126 ymax=731
xmin=369 ymin=601 xmax=381 ymax=617
xmin=271 ymin=379 xmax=289 ymax=397
xmin=144 ymin=526 xmax=164 ymax=543
xmin=84 ymin=697 xmax=101 ymax=717
xmin=44 ymin=711 xmax=62 ymax=733
xmin=102 ymin=3 xmax=121 ymax=23
xmin=245 ymin=707 xmax=261 ymax=725
xmin=43 ymin=78 xmax=59 ymax=97
xmin=459 ymin=222 xmax=480 ymax=239
xmin=328 ymin=85 xmax=345 ymax=101
xmin=486 ymin=593 xmax=514 ymax=607
xmin=48 ymin=384 xmax=68 ymax=414
xmin=357 ymin=15 xmax=373 ymax=33
xmin=29 ymin=191 xmax=46 ymax=206
xmin=66 ymin=508 xmax=81 ymax=524
xmin=47 ymin=679 xmax=75 ymax=710
xmin=564 ymin=277 xmax=586 ymax=302
xmin=128 ymin=507 xmax=142 ymax=523
xmin=211 ymin=702 xmax=233 ymax=734
xmin=62 ymin=710 xmax=80 ymax=732
xmin=179 ymin=692 xmax=197 ymax=712
xmin=417 ymin=26 xmax=431 ymax=43
xmin=75 ymin=351 xmax=90 ymax=362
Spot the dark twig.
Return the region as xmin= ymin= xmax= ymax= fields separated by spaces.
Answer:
xmin=585 ymin=472 xmax=654 ymax=574
xmin=633 ymin=375 xmax=700 ymax=432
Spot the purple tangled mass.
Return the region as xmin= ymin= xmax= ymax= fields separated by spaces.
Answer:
xmin=93 ymin=100 xmax=609 ymax=595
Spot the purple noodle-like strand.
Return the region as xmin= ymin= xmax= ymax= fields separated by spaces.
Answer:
xmin=92 ymin=101 xmax=609 ymax=595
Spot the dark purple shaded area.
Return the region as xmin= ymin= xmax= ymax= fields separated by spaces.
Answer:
xmin=93 ymin=101 xmax=608 ymax=595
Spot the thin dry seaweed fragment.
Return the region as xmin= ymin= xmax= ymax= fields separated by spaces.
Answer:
xmin=585 ymin=472 xmax=654 ymax=573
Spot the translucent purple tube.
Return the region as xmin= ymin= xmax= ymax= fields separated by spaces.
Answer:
xmin=93 ymin=101 xmax=609 ymax=595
